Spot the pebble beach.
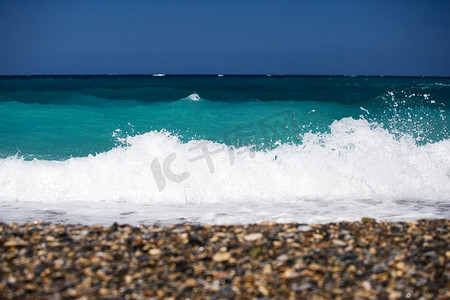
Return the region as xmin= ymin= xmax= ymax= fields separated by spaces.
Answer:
xmin=1 ymin=218 xmax=448 ymax=299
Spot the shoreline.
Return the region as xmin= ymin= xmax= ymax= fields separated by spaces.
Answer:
xmin=1 ymin=218 xmax=448 ymax=299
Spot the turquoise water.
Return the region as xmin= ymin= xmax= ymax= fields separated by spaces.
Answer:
xmin=0 ymin=75 xmax=449 ymax=225
xmin=0 ymin=76 xmax=449 ymax=160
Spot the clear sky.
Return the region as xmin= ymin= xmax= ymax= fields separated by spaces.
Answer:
xmin=0 ymin=0 xmax=449 ymax=76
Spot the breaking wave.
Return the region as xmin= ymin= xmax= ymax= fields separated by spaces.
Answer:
xmin=1 ymin=117 xmax=449 ymax=204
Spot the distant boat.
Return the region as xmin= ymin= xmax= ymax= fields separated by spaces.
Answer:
xmin=153 ymin=74 xmax=165 ymax=77
xmin=218 ymin=74 xmax=224 ymax=77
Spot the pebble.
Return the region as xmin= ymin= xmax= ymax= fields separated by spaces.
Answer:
xmin=148 ymin=248 xmax=161 ymax=256
xmin=243 ymin=232 xmax=263 ymax=241
xmin=332 ymin=239 xmax=347 ymax=246
xmin=212 ymin=252 xmax=231 ymax=262
xmin=4 ymin=238 xmax=29 ymax=247
xmin=0 ymin=218 xmax=448 ymax=299
xmin=297 ymin=224 xmax=312 ymax=232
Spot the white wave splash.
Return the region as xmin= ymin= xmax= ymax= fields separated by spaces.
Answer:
xmin=0 ymin=118 xmax=449 ymax=224
xmin=187 ymin=93 xmax=201 ymax=101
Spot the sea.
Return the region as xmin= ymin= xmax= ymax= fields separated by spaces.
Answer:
xmin=0 ymin=75 xmax=449 ymax=225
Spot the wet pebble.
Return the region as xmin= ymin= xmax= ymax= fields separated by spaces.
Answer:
xmin=0 ymin=218 xmax=448 ymax=299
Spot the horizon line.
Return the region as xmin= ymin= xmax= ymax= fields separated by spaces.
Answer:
xmin=1 ymin=73 xmax=449 ymax=79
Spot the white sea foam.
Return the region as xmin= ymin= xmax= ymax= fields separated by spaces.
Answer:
xmin=1 ymin=118 xmax=449 ymax=224
xmin=187 ymin=93 xmax=201 ymax=101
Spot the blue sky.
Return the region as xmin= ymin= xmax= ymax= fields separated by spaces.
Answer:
xmin=0 ymin=0 xmax=449 ymax=76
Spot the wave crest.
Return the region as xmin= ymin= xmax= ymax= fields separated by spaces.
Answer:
xmin=0 ymin=118 xmax=449 ymax=204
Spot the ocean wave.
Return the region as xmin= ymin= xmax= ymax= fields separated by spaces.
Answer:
xmin=1 ymin=118 xmax=449 ymax=204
